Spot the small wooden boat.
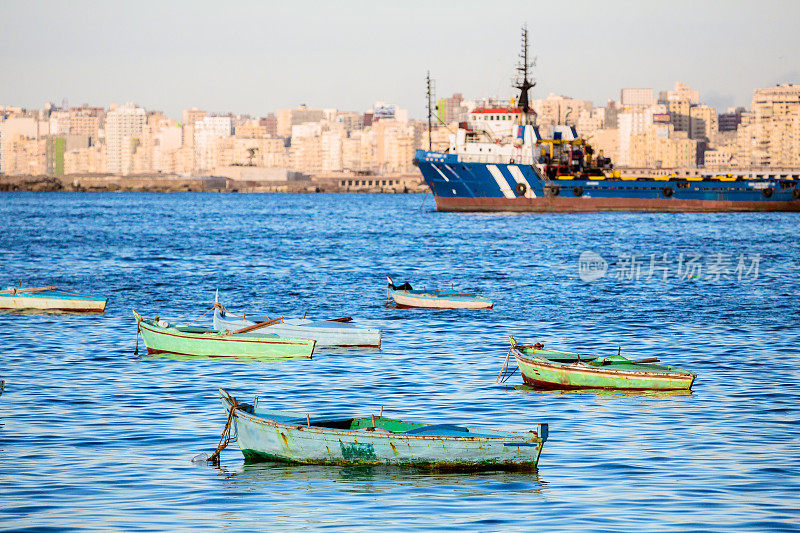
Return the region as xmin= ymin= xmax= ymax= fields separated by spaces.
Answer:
xmin=386 ymin=277 xmax=493 ymax=309
xmin=216 ymin=388 xmax=547 ymax=470
xmin=505 ymin=337 xmax=696 ymax=391
xmin=133 ymin=311 xmax=315 ymax=360
xmin=0 ymin=286 xmax=107 ymax=313
xmin=213 ymin=293 xmax=381 ymax=348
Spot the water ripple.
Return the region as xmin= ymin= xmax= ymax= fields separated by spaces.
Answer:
xmin=0 ymin=193 xmax=799 ymax=531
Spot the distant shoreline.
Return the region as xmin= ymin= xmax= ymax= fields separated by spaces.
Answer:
xmin=0 ymin=174 xmax=428 ymax=193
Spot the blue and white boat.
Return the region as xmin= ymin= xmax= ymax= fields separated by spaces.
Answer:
xmin=415 ymin=28 xmax=800 ymax=213
xmin=0 ymin=286 xmax=107 ymax=313
xmin=387 ymin=278 xmax=493 ymax=309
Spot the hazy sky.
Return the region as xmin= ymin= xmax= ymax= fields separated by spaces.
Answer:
xmin=2 ymin=0 xmax=799 ymax=120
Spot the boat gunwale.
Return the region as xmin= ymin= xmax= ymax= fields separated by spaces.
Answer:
xmin=138 ymin=319 xmax=315 ymax=347
xmin=213 ymin=309 xmax=381 ymax=347
xmin=223 ymin=398 xmax=542 ymax=444
xmin=388 ymin=288 xmax=492 ymax=303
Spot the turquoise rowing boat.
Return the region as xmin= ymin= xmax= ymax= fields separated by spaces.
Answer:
xmin=216 ymin=389 xmax=548 ymax=470
xmin=133 ymin=311 xmax=315 ymax=360
xmin=505 ymin=337 xmax=696 ymax=391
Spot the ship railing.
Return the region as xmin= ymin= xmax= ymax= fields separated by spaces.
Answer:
xmin=457 ymin=154 xmax=536 ymax=166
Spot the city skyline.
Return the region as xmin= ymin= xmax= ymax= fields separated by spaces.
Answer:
xmin=2 ymin=0 xmax=799 ymax=120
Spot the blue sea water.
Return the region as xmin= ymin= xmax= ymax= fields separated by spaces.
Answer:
xmin=0 ymin=192 xmax=799 ymax=532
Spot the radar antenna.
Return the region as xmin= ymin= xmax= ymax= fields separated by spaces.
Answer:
xmin=513 ymin=24 xmax=536 ymax=125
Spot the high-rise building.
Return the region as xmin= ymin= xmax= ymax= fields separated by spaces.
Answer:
xmin=259 ymin=114 xmax=277 ymax=136
xmin=436 ymin=94 xmax=467 ymax=124
xmin=181 ymin=108 xmax=207 ymax=128
xmin=193 ymin=116 xmax=232 ymax=171
xmin=689 ymin=104 xmax=718 ymax=141
xmin=659 ymin=82 xmax=700 ymax=134
xmin=277 ymin=105 xmax=325 ymax=137
xmin=105 ymin=103 xmax=146 ymax=174
xmin=620 ymin=88 xmax=656 ymax=108
xmin=718 ymin=107 xmax=745 ymax=132
xmin=532 ymin=94 xmax=592 ymax=127
xmin=617 ymin=104 xmax=667 ymax=166
xmin=662 ymin=82 xmax=700 ymax=105
xmin=747 ymin=83 xmax=800 ymax=167
xmin=0 ymin=116 xmax=39 ymax=173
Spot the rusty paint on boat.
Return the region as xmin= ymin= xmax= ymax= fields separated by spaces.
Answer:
xmin=219 ymin=389 xmax=547 ymax=471
xmin=509 ymin=339 xmax=695 ymax=391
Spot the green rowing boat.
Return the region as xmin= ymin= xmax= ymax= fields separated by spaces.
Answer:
xmin=133 ymin=311 xmax=315 ymax=360
xmin=505 ymin=337 xmax=696 ymax=391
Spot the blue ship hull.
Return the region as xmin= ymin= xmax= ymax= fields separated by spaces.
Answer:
xmin=415 ymin=150 xmax=800 ymax=212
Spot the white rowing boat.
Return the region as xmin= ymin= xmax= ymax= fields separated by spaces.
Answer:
xmin=212 ymin=292 xmax=381 ymax=348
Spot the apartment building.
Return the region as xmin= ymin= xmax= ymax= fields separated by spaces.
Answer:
xmin=748 ymin=84 xmax=800 ymax=167
xmin=193 ymin=116 xmax=232 ymax=171
xmin=620 ymin=88 xmax=656 ymax=108
xmin=689 ymin=104 xmax=718 ymax=141
xmin=277 ymin=105 xmax=325 ymax=137
xmin=105 ymin=103 xmax=146 ymax=174
xmin=532 ymin=94 xmax=593 ymax=127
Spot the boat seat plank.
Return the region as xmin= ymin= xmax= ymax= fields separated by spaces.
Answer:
xmin=175 ymin=326 xmax=215 ymax=333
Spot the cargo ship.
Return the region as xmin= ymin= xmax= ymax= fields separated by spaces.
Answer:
xmin=414 ymin=28 xmax=800 ymax=213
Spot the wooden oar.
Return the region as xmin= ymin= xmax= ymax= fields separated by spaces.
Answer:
xmin=328 ymin=316 xmax=353 ymax=323
xmin=0 ymin=286 xmax=57 ymax=295
xmin=227 ymin=316 xmax=283 ymax=335
xmin=598 ymin=356 xmax=660 ymax=366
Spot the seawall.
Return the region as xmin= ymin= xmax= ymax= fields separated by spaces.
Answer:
xmin=0 ymin=174 xmax=428 ymax=193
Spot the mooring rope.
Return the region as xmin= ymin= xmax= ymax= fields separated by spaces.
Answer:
xmin=496 ymin=348 xmax=512 ymax=383
xmin=213 ymin=302 xmax=246 ymax=319
xmin=185 ymin=305 xmax=215 ymax=326
xmin=134 ymin=322 xmax=140 ymax=355
xmin=496 ymin=347 xmax=520 ymax=384
xmin=208 ymin=397 xmax=239 ymax=464
xmin=187 ymin=303 xmax=248 ymax=326
xmin=499 ymin=365 xmax=518 ymax=383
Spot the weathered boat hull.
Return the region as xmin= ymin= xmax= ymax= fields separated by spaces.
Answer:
xmin=513 ymin=348 xmax=695 ymax=390
xmin=135 ymin=311 xmax=315 ymax=359
xmin=0 ymin=289 xmax=106 ymax=312
xmin=221 ymin=390 xmax=547 ymax=470
xmin=213 ymin=311 xmax=381 ymax=348
xmin=388 ymin=289 xmax=493 ymax=309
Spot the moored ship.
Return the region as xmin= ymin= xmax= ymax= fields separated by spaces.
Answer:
xmin=414 ymin=29 xmax=800 ymax=213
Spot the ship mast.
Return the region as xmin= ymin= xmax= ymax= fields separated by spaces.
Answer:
xmin=513 ymin=25 xmax=536 ymax=125
xmin=426 ymin=70 xmax=435 ymax=151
